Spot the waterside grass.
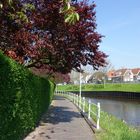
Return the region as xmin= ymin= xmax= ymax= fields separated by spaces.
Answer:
xmin=92 ymin=106 xmax=140 ymax=140
xmin=57 ymin=83 xmax=140 ymax=93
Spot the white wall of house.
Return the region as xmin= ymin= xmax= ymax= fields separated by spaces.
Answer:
xmin=136 ymin=72 xmax=140 ymax=81
xmin=123 ymin=70 xmax=133 ymax=82
xmin=85 ymin=74 xmax=92 ymax=83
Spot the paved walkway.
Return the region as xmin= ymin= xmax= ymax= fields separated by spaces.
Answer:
xmin=24 ymin=96 xmax=96 ymax=140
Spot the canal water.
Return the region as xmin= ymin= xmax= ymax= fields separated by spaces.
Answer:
xmin=88 ymin=97 xmax=140 ymax=129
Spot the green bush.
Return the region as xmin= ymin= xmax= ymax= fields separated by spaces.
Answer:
xmin=0 ymin=52 xmax=55 ymax=140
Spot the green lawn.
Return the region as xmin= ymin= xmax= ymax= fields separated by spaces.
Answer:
xmin=57 ymin=83 xmax=140 ymax=92
xmin=94 ymin=107 xmax=140 ymax=140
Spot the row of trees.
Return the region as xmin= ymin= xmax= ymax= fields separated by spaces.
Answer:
xmin=0 ymin=0 xmax=107 ymax=82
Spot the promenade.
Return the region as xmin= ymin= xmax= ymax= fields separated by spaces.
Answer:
xmin=24 ymin=95 xmax=96 ymax=140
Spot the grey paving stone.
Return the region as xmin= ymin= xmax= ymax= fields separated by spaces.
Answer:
xmin=24 ymin=96 xmax=96 ymax=140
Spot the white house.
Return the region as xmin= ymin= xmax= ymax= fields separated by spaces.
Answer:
xmin=107 ymin=68 xmax=140 ymax=82
xmin=69 ymin=71 xmax=92 ymax=84
xmin=132 ymin=68 xmax=140 ymax=81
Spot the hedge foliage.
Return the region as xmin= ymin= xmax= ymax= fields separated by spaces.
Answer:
xmin=0 ymin=52 xmax=55 ymax=140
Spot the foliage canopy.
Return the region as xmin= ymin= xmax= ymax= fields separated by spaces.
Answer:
xmin=0 ymin=0 xmax=107 ymax=74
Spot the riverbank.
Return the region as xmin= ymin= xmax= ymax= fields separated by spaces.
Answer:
xmin=71 ymin=91 xmax=140 ymax=100
xmin=94 ymin=106 xmax=140 ymax=140
xmin=58 ymin=83 xmax=140 ymax=92
xmin=60 ymin=92 xmax=140 ymax=140
xmin=58 ymin=83 xmax=140 ymax=100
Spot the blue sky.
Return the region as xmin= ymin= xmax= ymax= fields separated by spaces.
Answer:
xmin=93 ymin=0 xmax=140 ymax=69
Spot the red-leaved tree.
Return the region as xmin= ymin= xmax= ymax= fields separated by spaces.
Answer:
xmin=0 ymin=0 xmax=107 ymax=74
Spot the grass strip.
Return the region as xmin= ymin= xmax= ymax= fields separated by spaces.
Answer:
xmin=57 ymin=83 xmax=140 ymax=92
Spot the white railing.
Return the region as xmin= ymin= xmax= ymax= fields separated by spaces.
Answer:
xmin=55 ymin=91 xmax=101 ymax=130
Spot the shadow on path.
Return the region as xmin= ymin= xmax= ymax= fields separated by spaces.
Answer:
xmin=41 ymin=96 xmax=82 ymax=125
xmin=24 ymin=95 xmax=95 ymax=140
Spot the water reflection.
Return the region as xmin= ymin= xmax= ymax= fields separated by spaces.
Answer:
xmin=89 ymin=98 xmax=140 ymax=129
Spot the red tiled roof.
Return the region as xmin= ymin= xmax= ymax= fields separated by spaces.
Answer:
xmin=114 ymin=69 xmax=128 ymax=76
xmin=131 ymin=68 xmax=140 ymax=75
xmin=106 ymin=68 xmax=140 ymax=78
xmin=107 ymin=70 xmax=115 ymax=77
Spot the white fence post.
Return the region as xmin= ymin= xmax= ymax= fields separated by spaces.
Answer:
xmin=72 ymin=93 xmax=74 ymax=102
xmin=56 ymin=85 xmax=57 ymax=94
xmin=75 ymin=94 xmax=76 ymax=104
xmin=69 ymin=92 xmax=71 ymax=100
xmin=76 ymin=95 xmax=78 ymax=106
xmin=56 ymin=91 xmax=101 ymax=130
xmin=74 ymin=94 xmax=75 ymax=104
xmin=79 ymin=96 xmax=82 ymax=110
xmin=97 ymin=102 xmax=100 ymax=129
xmin=78 ymin=95 xmax=80 ymax=108
xmin=88 ymin=99 xmax=91 ymax=119
xmin=82 ymin=97 xmax=85 ymax=113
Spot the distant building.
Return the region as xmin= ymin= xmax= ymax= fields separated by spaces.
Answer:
xmin=69 ymin=71 xmax=92 ymax=84
xmin=87 ymin=71 xmax=105 ymax=84
xmin=132 ymin=68 xmax=140 ymax=81
xmin=70 ymin=68 xmax=140 ymax=84
xmin=107 ymin=68 xmax=140 ymax=82
xmin=106 ymin=70 xmax=115 ymax=81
